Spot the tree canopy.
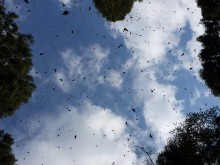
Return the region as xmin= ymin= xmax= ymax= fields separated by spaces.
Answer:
xmin=0 ymin=3 xmax=35 ymax=118
xmin=0 ymin=130 xmax=16 ymax=165
xmin=93 ymin=0 xmax=142 ymax=22
xmin=156 ymin=107 xmax=220 ymax=165
xmin=197 ymin=20 xmax=220 ymax=96
xmin=196 ymin=0 xmax=220 ymax=96
xmin=197 ymin=0 xmax=220 ymax=20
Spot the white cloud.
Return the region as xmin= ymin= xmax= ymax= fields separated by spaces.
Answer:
xmin=29 ymin=66 xmax=42 ymax=79
xmin=53 ymin=69 xmax=71 ymax=93
xmin=106 ymin=70 xmax=123 ymax=89
xmin=131 ymin=71 xmax=184 ymax=150
xmin=181 ymin=36 xmax=203 ymax=78
xmin=190 ymin=88 xmax=201 ymax=105
xmin=53 ymin=44 xmax=110 ymax=93
xmin=14 ymin=101 xmax=137 ymax=165
xmin=107 ymin=0 xmax=202 ymax=151
xmin=59 ymin=0 xmax=72 ymax=8
xmin=82 ymin=44 xmax=110 ymax=74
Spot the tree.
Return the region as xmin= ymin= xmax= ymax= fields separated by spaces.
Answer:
xmin=93 ymin=0 xmax=142 ymax=22
xmin=156 ymin=107 xmax=220 ymax=165
xmin=196 ymin=0 xmax=220 ymax=20
xmin=0 ymin=3 xmax=35 ymax=118
xmin=197 ymin=20 xmax=220 ymax=96
xmin=0 ymin=130 xmax=16 ymax=165
xmin=196 ymin=0 xmax=220 ymax=96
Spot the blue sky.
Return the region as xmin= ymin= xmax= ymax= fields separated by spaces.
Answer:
xmin=1 ymin=0 xmax=220 ymax=164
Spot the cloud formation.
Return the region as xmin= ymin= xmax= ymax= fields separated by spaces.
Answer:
xmin=108 ymin=0 xmax=203 ymax=151
xmin=106 ymin=70 xmax=123 ymax=89
xmin=53 ymin=44 xmax=110 ymax=93
xmin=14 ymin=101 xmax=137 ymax=165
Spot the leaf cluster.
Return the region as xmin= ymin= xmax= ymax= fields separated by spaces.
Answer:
xmin=0 ymin=130 xmax=16 ymax=165
xmin=0 ymin=4 xmax=35 ymax=118
xmin=157 ymin=107 xmax=220 ymax=165
xmin=93 ymin=0 xmax=142 ymax=22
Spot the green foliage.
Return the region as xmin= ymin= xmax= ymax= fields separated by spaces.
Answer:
xmin=0 ymin=130 xmax=16 ymax=165
xmin=0 ymin=4 xmax=35 ymax=118
xmin=93 ymin=0 xmax=142 ymax=22
xmin=156 ymin=107 xmax=220 ymax=165
xmin=196 ymin=0 xmax=220 ymax=97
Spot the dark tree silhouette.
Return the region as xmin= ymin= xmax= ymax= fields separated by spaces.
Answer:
xmin=196 ymin=0 xmax=220 ymax=96
xmin=197 ymin=0 xmax=220 ymax=20
xmin=0 ymin=130 xmax=16 ymax=165
xmin=197 ymin=20 xmax=220 ymax=96
xmin=156 ymin=107 xmax=220 ymax=165
xmin=93 ymin=0 xmax=142 ymax=22
xmin=0 ymin=3 xmax=35 ymax=118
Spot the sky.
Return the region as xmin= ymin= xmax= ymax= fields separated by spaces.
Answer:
xmin=1 ymin=0 xmax=220 ymax=164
